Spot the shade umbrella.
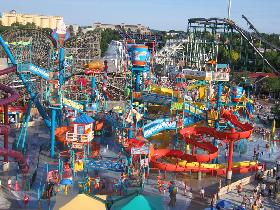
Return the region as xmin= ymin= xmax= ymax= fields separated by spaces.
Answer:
xmin=60 ymin=179 xmax=73 ymax=185
xmin=216 ymin=200 xmax=233 ymax=209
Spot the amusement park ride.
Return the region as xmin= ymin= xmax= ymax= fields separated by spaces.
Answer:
xmin=0 ymin=15 xmax=277 ymax=208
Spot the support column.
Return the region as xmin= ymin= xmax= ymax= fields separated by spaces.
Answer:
xmin=197 ymin=162 xmax=202 ymax=180
xmin=128 ymin=125 xmax=133 ymax=139
xmin=217 ymin=81 xmax=223 ymax=108
xmin=91 ymin=76 xmax=96 ymax=102
xmin=50 ymin=109 xmax=56 ymax=158
xmin=135 ymin=73 xmax=141 ymax=92
xmin=227 ymin=140 xmax=234 ymax=180
xmin=4 ymin=105 xmax=9 ymax=163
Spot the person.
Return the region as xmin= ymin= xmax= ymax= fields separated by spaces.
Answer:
xmin=200 ymin=187 xmax=205 ymax=199
xmin=252 ymin=201 xmax=258 ymax=210
xmin=268 ymin=183 xmax=273 ymax=197
xmin=23 ymin=194 xmax=29 ymax=207
xmin=259 ymin=204 xmax=264 ymax=210
xmin=184 ymin=180 xmax=188 ymax=196
xmin=261 ymin=182 xmax=266 ymax=195
xmin=7 ymin=177 xmax=12 ymax=191
xmin=168 ymin=181 xmax=177 ymax=207
xmin=219 ymin=179 xmax=222 ymax=188
xmin=237 ymin=183 xmax=243 ymax=196
xmin=249 ymin=196 xmax=254 ymax=207
xmin=211 ymin=194 xmax=217 ymax=207
xmin=242 ymin=195 xmax=248 ymax=208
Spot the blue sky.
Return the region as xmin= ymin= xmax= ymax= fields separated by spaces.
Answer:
xmin=1 ymin=0 xmax=280 ymax=33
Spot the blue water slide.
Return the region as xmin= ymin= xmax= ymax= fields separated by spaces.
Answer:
xmin=142 ymin=118 xmax=166 ymax=131
xmin=143 ymin=115 xmax=200 ymax=139
xmin=17 ymin=63 xmax=50 ymax=80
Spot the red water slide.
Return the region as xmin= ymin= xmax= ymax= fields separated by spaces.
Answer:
xmin=0 ymin=66 xmax=29 ymax=173
xmin=150 ymin=109 xmax=254 ymax=173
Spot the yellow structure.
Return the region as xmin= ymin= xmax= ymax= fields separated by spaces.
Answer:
xmin=55 ymin=194 xmax=107 ymax=210
xmin=0 ymin=10 xmax=63 ymax=29
xmin=178 ymin=160 xmax=257 ymax=170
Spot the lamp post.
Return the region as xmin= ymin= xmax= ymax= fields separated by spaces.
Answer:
xmin=228 ymin=0 xmax=232 ymax=19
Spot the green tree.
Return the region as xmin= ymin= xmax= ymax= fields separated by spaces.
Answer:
xmin=77 ymin=26 xmax=83 ymax=36
xmin=67 ymin=25 xmax=75 ymax=37
xmin=100 ymin=29 xmax=120 ymax=56
xmin=259 ymin=77 xmax=280 ymax=93
xmin=230 ymin=50 xmax=240 ymax=64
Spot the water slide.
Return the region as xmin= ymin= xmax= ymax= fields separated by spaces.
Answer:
xmin=150 ymin=109 xmax=255 ymax=174
xmin=18 ymin=63 xmax=84 ymax=113
xmin=0 ymin=66 xmax=29 ymax=173
xmin=143 ymin=116 xmax=201 ymax=139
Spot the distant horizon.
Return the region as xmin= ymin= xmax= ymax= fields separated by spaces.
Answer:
xmin=1 ymin=0 xmax=280 ymax=34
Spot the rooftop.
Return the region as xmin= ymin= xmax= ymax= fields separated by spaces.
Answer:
xmin=73 ymin=114 xmax=95 ymax=124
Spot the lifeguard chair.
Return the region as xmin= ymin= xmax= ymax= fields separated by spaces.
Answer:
xmin=66 ymin=114 xmax=94 ymax=145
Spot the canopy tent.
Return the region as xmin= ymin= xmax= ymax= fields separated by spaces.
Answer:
xmin=55 ymin=194 xmax=107 ymax=210
xmin=111 ymin=194 xmax=163 ymax=210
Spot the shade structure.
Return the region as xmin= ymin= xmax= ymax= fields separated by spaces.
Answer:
xmin=216 ymin=200 xmax=233 ymax=209
xmin=111 ymin=194 xmax=163 ymax=210
xmin=57 ymin=194 xmax=107 ymax=210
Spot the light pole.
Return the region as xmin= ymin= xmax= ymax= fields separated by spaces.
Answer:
xmin=228 ymin=0 xmax=232 ymax=19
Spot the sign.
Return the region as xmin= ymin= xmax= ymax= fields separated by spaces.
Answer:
xmin=63 ymin=97 xmax=84 ymax=111
xmin=72 ymin=142 xmax=83 ymax=149
xmin=131 ymin=145 xmax=150 ymax=155
xmin=140 ymin=158 xmax=149 ymax=167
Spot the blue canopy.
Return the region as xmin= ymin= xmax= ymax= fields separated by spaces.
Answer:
xmin=60 ymin=179 xmax=73 ymax=185
xmin=74 ymin=114 xmax=95 ymax=124
xmin=216 ymin=200 xmax=233 ymax=209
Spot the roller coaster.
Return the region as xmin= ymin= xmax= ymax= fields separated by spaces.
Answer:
xmin=159 ymin=17 xmax=279 ymax=75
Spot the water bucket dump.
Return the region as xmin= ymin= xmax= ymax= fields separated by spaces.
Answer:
xmin=131 ymin=45 xmax=150 ymax=67
xmin=231 ymin=86 xmax=243 ymax=102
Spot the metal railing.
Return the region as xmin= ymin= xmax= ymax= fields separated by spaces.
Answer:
xmin=66 ymin=131 xmax=94 ymax=143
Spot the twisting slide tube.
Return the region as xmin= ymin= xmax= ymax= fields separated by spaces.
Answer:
xmin=150 ymin=109 xmax=256 ymax=174
xmin=0 ymin=66 xmax=29 ymax=173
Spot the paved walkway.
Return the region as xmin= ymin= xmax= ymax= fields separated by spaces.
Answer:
xmin=220 ymin=181 xmax=280 ymax=210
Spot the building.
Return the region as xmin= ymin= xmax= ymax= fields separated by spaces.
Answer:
xmin=92 ymin=22 xmax=150 ymax=34
xmin=0 ymin=10 xmax=63 ymax=29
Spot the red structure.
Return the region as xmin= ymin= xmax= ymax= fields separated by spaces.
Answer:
xmin=0 ymin=66 xmax=29 ymax=173
xmin=150 ymin=109 xmax=255 ymax=179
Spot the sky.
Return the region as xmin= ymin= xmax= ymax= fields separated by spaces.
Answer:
xmin=1 ymin=0 xmax=280 ymax=33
